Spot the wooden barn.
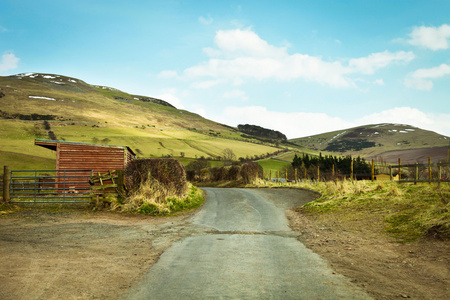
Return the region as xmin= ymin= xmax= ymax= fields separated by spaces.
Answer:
xmin=35 ymin=139 xmax=136 ymax=193
xmin=35 ymin=139 xmax=136 ymax=173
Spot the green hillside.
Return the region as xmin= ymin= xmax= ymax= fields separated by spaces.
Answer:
xmin=290 ymin=123 xmax=449 ymax=158
xmin=0 ymin=73 xmax=291 ymax=169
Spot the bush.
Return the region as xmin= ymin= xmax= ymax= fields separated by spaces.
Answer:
xmin=240 ymin=162 xmax=260 ymax=184
xmin=117 ymin=158 xmax=201 ymax=214
xmin=211 ymin=167 xmax=226 ymax=181
xmin=227 ymin=165 xmax=241 ymax=181
xmin=124 ymin=158 xmax=188 ymax=198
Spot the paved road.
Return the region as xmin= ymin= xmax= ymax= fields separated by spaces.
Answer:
xmin=124 ymin=188 xmax=372 ymax=299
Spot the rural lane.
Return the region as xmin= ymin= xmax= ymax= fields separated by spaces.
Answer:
xmin=123 ymin=188 xmax=372 ymax=299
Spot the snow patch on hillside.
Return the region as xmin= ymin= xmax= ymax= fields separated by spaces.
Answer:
xmin=15 ymin=73 xmax=79 ymax=84
xmin=326 ymin=130 xmax=347 ymax=144
xmin=29 ymin=96 xmax=56 ymax=101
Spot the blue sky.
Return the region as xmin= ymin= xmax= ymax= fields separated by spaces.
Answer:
xmin=1 ymin=0 xmax=449 ymax=138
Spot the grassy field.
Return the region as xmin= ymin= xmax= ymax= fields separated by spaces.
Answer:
xmin=0 ymin=74 xmax=303 ymax=170
xmin=0 ymin=119 xmax=283 ymax=170
xmin=256 ymin=150 xmax=324 ymax=176
xmin=251 ymin=179 xmax=449 ymax=242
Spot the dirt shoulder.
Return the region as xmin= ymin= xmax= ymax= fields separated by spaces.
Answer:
xmin=1 ymin=188 xmax=449 ymax=300
xmin=287 ymin=209 xmax=450 ymax=300
xmin=0 ymin=207 xmax=194 ymax=300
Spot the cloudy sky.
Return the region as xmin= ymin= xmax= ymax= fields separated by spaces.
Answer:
xmin=1 ymin=0 xmax=449 ymax=138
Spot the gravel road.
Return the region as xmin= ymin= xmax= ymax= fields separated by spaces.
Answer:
xmin=123 ymin=188 xmax=372 ymax=299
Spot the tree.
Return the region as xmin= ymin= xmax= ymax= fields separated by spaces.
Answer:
xmin=222 ymin=148 xmax=236 ymax=161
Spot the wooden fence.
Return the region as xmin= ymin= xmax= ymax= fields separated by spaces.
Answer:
xmin=389 ymin=157 xmax=450 ymax=184
xmin=2 ymin=166 xmax=125 ymax=205
xmin=261 ymin=157 xmax=450 ymax=184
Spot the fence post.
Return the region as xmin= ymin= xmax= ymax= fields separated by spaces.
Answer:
xmin=428 ymin=157 xmax=432 ymax=184
xmin=295 ymin=168 xmax=298 ymax=183
xmin=285 ymin=169 xmax=287 ymax=184
xmin=3 ymin=166 xmax=10 ymax=203
xmin=116 ymin=169 xmax=125 ymax=200
xmin=398 ymin=158 xmax=402 ymax=181
xmin=277 ymin=170 xmax=279 ymax=184
xmin=389 ymin=166 xmax=393 ymax=181
xmin=371 ymin=159 xmax=375 ymax=182
xmin=438 ymin=164 xmax=442 ymax=188
xmin=350 ymin=160 xmax=353 ymax=181
xmin=269 ymin=170 xmax=272 ymax=183
xmin=447 ymin=149 xmax=449 ymax=178
xmin=317 ymin=165 xmax=320 ymax=182
xmin=415 ymin=164 xmax=418 ymax=185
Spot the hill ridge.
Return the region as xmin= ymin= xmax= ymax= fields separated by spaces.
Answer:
xmin=290 ymin=123 xmax=449 ymax=160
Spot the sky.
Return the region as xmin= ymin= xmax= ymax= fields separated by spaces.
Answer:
xmin=1 ymin=0 xmax=450 ymax=139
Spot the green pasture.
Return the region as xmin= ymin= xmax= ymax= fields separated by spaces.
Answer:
xmin=257 ymin=159 xmax=292 ymax=176
xmin=0 ymin=119 xmax=279 ymax=170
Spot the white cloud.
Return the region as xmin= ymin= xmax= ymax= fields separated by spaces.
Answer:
xmin=199 ymin=15 xmax=213 ymax=25
xmin=356 ymin=107 xmax=432 ymax=126
xmin=191 ymin=79 xmax=222 ymax=89
xmin=214 ymin=28 xmax=287 ymax=58
xmin=0 ymin=51 xmax=20 ymax=72
xmin=223 ymin=89 xmax=248 ymax=101
xmin=202 ymin=47 xmax=222 ymax=57
xmin=412 ymin=63 xmax=450 ymax=78
xmin=157 ymin=70 xmax=178 ymax=79
xmin=157 ymin=92 xmax=184 ymax=109
xmin=347 ymin=51 xmax=414 ymax=74
xmin=193 ymin=108 xmax=207 ymax=118
xmin=216 ymin=106 xmax=353 ymax=139
xmin=407 ymin=24 xmax=450 ymax=50
xmin=405 ymin=64 xmax=450 ymax=91
xmin=374 ymin=79 xmax=385 ymax=85
xmin=212 ymin=106 xmax=450 ymax=139
xmin=355 ymin=107 xmax=450 ymax=137
xmin=404 ymin=78 xmax=433 ymax=91
xmin=181 ymin=28 xmax=414 ymax=89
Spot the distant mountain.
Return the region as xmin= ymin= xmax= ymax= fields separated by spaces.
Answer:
xmin=0 ymin=72 xmax=229 ymax=130
xmin=290 ymin=123 xmax=449 ymax=162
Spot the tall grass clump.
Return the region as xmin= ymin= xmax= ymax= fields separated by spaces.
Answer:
xmin=116 ymin=158 xmax=203 ymax=215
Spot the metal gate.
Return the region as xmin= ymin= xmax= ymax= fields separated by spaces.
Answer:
xmin=10 ymin=169 xmax=93 ymax=203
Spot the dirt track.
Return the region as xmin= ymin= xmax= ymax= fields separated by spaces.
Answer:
xmin=0 ymin=189 xmax=449 ymax=299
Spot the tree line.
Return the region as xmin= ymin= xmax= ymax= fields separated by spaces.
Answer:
xmin=291 ymin=153 xmax=372 ymax=176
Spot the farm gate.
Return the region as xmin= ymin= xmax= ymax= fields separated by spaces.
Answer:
xmin=9 ymin=169 xmax=93 ymax=203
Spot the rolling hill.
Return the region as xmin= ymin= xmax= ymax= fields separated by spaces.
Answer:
xmin=290 ymin=123 xmax=450 ymax=163
xmin=0 ymin=73 xmax=289 ymax=169
xmin=3 ymin=73 xmax=447 ymax=171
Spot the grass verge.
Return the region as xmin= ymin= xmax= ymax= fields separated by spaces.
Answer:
xmin=113 ymin=181 xmax=204 ymax=216
xmin=250 ymin=179 xmax=449 ymax=242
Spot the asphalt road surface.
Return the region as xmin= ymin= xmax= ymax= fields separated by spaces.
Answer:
xmin=124 ymin=188 xmax=372 ymax=299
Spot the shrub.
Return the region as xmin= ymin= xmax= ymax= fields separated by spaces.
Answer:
xmin=124 ymin=158 xmax=188 ymax=198
xmin=227 ymin=165 xmax=241 ymax=181
xmin=240 ymin=162 xmax=260 ymax=184
xmin=117 ymin=158 xmax=200 ymax=214
xmin=211 ymin=167 xmax=226 ymax=181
